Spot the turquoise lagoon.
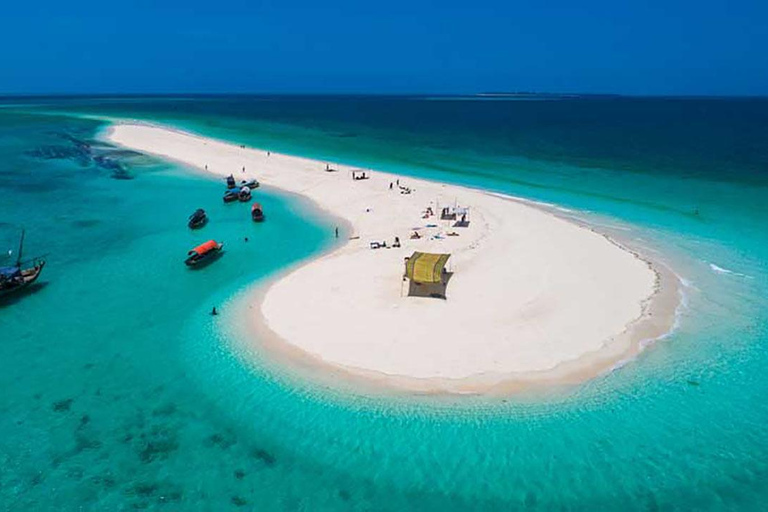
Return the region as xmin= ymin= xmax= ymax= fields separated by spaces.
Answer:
xmin=1 ymin=96 xmax=768 ymax=510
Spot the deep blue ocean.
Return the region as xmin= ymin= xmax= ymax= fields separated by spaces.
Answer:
xmin=1 ymin=95 xmax=767 ymax=510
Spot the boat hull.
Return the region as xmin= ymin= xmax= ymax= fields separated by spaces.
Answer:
xmin=185 ymin=251 xmax=222 ymax=267
xmin=0 ymin=262 xmax=45 ymax=297
xmin=184 ymin=243 xmax=224 ymax=268
xmin=188 ymin=217 xmax=207 ymax=229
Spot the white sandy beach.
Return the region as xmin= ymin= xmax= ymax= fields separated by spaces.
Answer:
xmin=108 ymin=123 xmax=678 ymax=392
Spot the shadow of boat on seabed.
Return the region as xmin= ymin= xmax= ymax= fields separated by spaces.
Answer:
xmin=0 ymin=281 xmax=48 ymax=307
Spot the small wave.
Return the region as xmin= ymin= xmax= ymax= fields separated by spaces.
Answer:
xmin=709 ymin=263 xmax=751 ymax=278
xmin=487 ymin=192 xmax=574 ymax=212
xmin=577 ymin=220 xmax=633 ymax=232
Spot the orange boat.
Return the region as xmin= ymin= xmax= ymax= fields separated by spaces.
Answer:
xmin=185 ymin=240 xmax=223 ymax=267
xmin=251 ymin=202 xmax=264 ymax=222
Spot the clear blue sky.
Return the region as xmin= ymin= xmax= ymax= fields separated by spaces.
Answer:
xmin=2 ymin=0 xmax=767 ymax=95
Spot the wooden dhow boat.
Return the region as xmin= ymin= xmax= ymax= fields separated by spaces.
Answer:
xmin=0 ymin=230 xmax=45 ymax=297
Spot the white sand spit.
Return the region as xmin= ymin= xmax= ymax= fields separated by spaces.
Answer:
xmin=108 ymin=123 xmax=678 ymax=393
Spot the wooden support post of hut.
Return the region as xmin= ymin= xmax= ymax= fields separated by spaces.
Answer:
xmin=453 ymin=206 xmax=470 ymax=227
xmin=403 ymin=251 xmax=452 ymax=299
xmin=441 ymin=205 xmax=470 ymax=226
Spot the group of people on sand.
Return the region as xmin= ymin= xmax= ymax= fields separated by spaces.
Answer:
xmin=388 ymin=179 xmax=411 ymax=194
xmin=362 ymin=176 xmax=467 ymax=247
xmin=370 ymin=236 xmax=401 ymax=250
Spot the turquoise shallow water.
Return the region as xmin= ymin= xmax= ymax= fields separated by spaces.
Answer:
xmin=1 ymin=97 xmax=768 ymax=510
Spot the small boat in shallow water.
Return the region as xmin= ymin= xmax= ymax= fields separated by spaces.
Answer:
xmin=223 ymin=188 xmax=238 ymax=203
xmin=240 ymin=179 xmax=259 ymax=189
xmin=1 ymin=231 xmax=45 ymax=297
xmin=238 ymin=186 xmax=252 ymax=202
xmin=251 ymin=202 xmax=264 ymax=222
xmin=185 ymin=240 xmax=223 ymax=267
xmin=188 ymin=209 xmax=207 ymax=229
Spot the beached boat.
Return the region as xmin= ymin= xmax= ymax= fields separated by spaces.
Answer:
xmin=240 ymin=179 xmax=260 ymax=189
xmin=238 ymin=186 xmax=252 ymax=202
xmin=251 ymin=202 xmax=264 ymax=222
xmin=184 ymin=240 xmax=223 ymax=267
xmin=0 ymin=231 xmax=45 ymax=297
xmin=223 ymin=188 xmax=239 ymax=203
xmin=188 ymin=208 xmax=207 ymax=229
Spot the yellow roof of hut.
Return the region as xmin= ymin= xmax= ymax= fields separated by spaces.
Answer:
xmin=405 ymin=252 xmax=450 ymax=284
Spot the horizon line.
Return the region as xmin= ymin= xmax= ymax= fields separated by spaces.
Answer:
xmin=1 ymin=91 xmax=768 ymax=100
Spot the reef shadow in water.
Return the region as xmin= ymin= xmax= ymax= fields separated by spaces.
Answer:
xmin=25 ymin=131 xmax=138 ymax=180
